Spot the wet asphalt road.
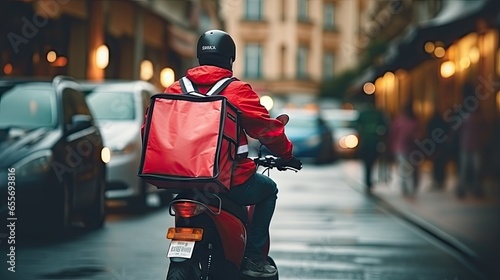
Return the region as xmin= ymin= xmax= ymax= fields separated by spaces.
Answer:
xmin=0 ymin=161 xmax=481 ymax=280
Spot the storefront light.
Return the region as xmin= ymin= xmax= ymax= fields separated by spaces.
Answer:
xmin=469 ymin=47 xmax=480 ymax=63
xmin=46 ymin=51 xmax=57 ymax=63
xmin=160 ymin=68 xmax=175 ymax=88
xmin=96 ymin=45 xmax=109 ymax=69
xmin=497 ymin=91 xmax=500 ymax=112
xmin=260 ymin=95 xmax=274 ymax=111
xmin=460 ymin=57 xmax=471 ymax=69
xmin=434 ymin=47 xmax=445 ymax=58
xmin=140 ymin=60 xmax=154 ymax=81
xmin=424 ymin=42 xmax=435 ymax=53
xmin=3 ymin=63 xmax=12 ymax=75
xmin=440 ymin=61 xmax=455 ymax=78
xmin=363 ymin=82 xmax=376 ymax=95
xmin=497 ymin=49 xmax=500 ymax=76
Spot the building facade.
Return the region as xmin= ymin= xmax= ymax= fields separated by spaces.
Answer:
xmin=0 ymin=0 xmax=222 ymax=89
xmin=220 ymin=0 xmax=371 ymax=104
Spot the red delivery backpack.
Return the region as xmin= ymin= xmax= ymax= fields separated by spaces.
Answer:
xmin=138 ymin=77 xmax=240 ymax=194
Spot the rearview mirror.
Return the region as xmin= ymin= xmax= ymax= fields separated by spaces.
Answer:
xmin=68 ymin=114 xmax=92 ymax=133
xmin=276 ymin=114 xmax=289 ymax=126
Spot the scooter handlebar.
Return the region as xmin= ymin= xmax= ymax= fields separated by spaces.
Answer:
xmin=253 ymin=155 xmax=300 ymax=172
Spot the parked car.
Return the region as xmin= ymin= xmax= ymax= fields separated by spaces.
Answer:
xmin=270 ymin=109 xmax=335 ymax=164
xmin=0 ymin=76 xmax=106 ymax=235
xmin=322 ymin=109 xmax=360 ymax=158
xmin=81 ymin=81 xmax=171 ymax=211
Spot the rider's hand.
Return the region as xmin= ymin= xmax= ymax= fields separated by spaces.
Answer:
xmin=280 ymin=156 xmax=302 ymax=170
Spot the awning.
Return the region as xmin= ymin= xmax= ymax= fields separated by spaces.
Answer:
xmin=378 ymin=0 xmax=499 ymax=73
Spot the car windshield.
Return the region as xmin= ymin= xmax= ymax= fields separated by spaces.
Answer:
xmin=0 ymin=85 xmax=57 ymax=129
xmin=85 ymin=91 xmax=135 ymax=120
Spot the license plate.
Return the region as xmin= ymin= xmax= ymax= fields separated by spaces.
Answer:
xmin=167 ymin=241 xmax=195 ymax=258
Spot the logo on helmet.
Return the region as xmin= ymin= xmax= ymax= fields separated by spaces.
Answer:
xmin=202 ymin=46 xmax=216 ymax=50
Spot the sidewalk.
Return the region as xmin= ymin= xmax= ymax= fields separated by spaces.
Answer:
xmin=340 ymin=159 xmax=500 ymax=279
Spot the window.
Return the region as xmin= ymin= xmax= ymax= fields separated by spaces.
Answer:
xmin=324 ymin=3 xmax=335 ymax=29
xmin=244 ymin=43 xmax=262 ymax=79
xmin=323 ymin=53 xmax=334 ymax=78
xmin=85 ymin=91 xmax=135 ymax=120
xmin=0 ymin=85 xmax=56 ymax=129
xmin=245 ymin=0 xmax=263 ymax=20
xmin=298 ymin=0 xmax=308 ymax=21
xmin=296 ymin=46 xmax=308 ymax=79
xmin=63 ymin=88 xmax=93 ymax=127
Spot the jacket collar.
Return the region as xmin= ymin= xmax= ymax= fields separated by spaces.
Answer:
xmin=186 ymin=66 xmax=233 ymax=86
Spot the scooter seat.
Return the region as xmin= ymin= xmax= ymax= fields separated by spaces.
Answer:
xmin=173 ymin=192 xmax=248 ymax=224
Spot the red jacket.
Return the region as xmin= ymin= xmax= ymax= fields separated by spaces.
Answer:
xmin=143 ymin=65 xmax=293 ymax=186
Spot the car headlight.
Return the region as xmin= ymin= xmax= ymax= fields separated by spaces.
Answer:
xmin=339 ymin=134 xmax=358 ymax=149
xmin=13 ymin=150 xmax=53 ymax=177
xmin=305 ymin=135 xmax=321 ymax=147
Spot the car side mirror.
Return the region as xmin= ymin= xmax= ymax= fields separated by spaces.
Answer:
xmin=276 ymin=114 xmax=289 ymax=126
xmin=68 ymin=114 xmax=92 ymax=133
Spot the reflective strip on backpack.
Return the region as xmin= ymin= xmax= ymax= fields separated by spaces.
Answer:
xmin=180 ymin=77 xmax=204 ymax=96
xmin=237 ymin=144 xmax=248 ymax=155
xmin=206 ymin=77 xmax=232 ymax=96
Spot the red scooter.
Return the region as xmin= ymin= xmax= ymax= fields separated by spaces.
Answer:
xmin=165 ymin=116 xmax=298 ymax=280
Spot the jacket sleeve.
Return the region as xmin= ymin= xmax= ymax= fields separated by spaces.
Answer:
xmin=234 ymin=83 xmax=294 ymax=160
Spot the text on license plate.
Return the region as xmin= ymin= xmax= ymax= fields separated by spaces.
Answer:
xmin=167 ymin=241 xmax=195 ymax=258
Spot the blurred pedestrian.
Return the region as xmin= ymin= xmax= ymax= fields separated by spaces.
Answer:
xmin=355 ymin=101 xmax=389 ymax=193
xmin=426 ymin=110 xmax=450 ymax=190
xmin=455 ymin=83 xmax=487 ymax=198
xmin=389 ymin=102 xmax=420 ymax=196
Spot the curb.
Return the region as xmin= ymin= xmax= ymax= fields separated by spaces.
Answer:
xmin=343 ymin=175 xmax=492 ymax=280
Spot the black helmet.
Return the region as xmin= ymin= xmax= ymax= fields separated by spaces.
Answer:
xmin=197 ymin=30 xmax=236 ymax=63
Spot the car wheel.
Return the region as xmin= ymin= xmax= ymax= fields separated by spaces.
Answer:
xmin=44 ymin=182 xmax=71 ymax=237
xmin=83 ymin=174 xmax=106 ymax=229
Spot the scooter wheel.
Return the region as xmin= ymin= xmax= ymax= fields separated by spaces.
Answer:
xmin=166 ymin=260 xmax=202 ymax=280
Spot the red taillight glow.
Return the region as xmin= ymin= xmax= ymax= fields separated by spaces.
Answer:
xmin=172 ymin=202 xmax=207 ymax=218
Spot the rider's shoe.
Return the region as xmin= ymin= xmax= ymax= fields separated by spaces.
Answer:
xmin=241 ymin=257 xmax=277 ymax=278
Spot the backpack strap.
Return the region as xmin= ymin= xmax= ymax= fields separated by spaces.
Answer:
xmin=206 ymin=77 xmax=236 ymax=96
xmin=180 ymin=77 xmax=204 ymax=97
xmin=180 ymin=77 xmax=235 ymax=97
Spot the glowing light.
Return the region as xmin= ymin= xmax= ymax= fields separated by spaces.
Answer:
xmin=440 ymin=61 xmax=455 ymax=78
xmin=460 ymin=57 xmax=471 ymax=69
xmin=497 ymin=91 xmax=500 ymax=112
xmin=140 ymin=60 xmax=154 ymax=80
xmin=33 ymin=52 xmax=40 ymax=64
xmin=47 ymin=51 xmax=57 ymax=63
xmin=469 ymin=47 xmax=480 ymax=63
xmin=424 ymin=42 xmax=435 ymax=53
xmin=260 ymin=95 xmax=274 ymax=111
xmin=434 ymin=47 xmax=445 ymax=58
xmin=160 ymin=68 xmax=175 ymax=88
xmin=52 ymin=56 xmax=67 ymax=67
xmin=363 ymin=82 xmax=376 ymax=95
xmin=384 ymin=72 xmax=395 ymax=80
xmin=3 ymin=63 xmax=12 ymax=75
xmin=101 ymin=147 xmax=111 ymax=163
xmin=96 ymin=45 xmax=109 ymax=69
xmin=345 ymin=135 xmax=358 ymax=149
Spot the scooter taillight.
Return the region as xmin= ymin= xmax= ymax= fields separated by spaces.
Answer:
xmin=172 ymin=201 xmax=207 ymax=218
